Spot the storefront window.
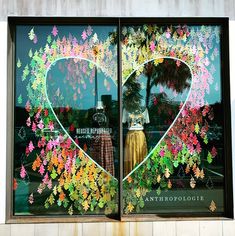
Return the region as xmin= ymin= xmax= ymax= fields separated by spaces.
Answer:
xmin=9 ymin=17 xmax=232 ymax=220
xmin=14 ymin=24 xmax=119 ymax=216
xmin=121 ymin=23 xmax=228 ymax=215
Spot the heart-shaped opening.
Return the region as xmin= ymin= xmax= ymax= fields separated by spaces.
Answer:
xmin=45 ymin=56 xmax=192 ymax=179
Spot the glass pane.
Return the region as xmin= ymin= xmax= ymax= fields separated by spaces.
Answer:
xmin=14 ymin=24 xmax=119 ymax=216
xmin=122 ymin=24 xmax=225 ymax=215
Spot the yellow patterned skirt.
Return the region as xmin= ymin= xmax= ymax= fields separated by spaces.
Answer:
xmin=124 ymin=130 xmax=147 ymax=176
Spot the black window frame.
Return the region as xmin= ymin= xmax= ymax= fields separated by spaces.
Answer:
xmin=6 ymin=16 xmax=233 ymax=223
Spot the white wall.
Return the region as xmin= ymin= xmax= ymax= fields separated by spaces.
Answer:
xmin=0 ymin=21 xmax=7 ymax=224
xmin=0 ymin=20 xmax=234 ymax=224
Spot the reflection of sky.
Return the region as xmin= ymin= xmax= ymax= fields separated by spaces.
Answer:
xmin=135 ymin=74 xmax=191 ymax=105
xmin=191 ymin=26 xmax=221 ymax=105
xmin=205 ymin=50 xmax=221 ymax=105
xmin=15 ymin=25 xmax=117 ymax=108
xmin=47 ymin=59 xmax=117 ymax=110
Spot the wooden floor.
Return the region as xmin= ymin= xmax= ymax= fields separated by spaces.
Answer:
xmin=0 ymin=221 xmax=235 ymax=236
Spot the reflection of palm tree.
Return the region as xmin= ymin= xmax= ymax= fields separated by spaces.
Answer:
xmin=144 ymin=59 xmax=191 ymax=108
xmin=123 ymin=72 xmax=143 ymax=111
xmin=148 ymin=92 xmax=179 ymax=129
xmin=123 ymin=59 xmax=191 ymax=110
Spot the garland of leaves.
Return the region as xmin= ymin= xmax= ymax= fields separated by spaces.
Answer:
xmin=16 ymin=25 xmax=118 ymax=215
xmin=121 ymin=24 xmax=221 ymax=213
xmin=15 ymin=24 xmax=221 ymax=215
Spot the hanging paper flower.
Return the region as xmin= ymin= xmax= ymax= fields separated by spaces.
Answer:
xmin=52 ymin=25 xmax=58 ymax=37
xmin=20 ymin=165 xmax=27 ymax=179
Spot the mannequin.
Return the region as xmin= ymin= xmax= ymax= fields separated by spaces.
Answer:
xmin=91 ymin=101 xmax=114 ymax=176
xmin=122 ymin=101 xmax=150 ymax=176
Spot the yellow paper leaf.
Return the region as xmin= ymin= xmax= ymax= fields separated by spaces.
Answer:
xmin=209 ymin=200 xmax=216 ymax=212
xmin=194 ymin=167 xmax=200 ymax=179
xmin=127 ymin=202 xmax=134 ymax=213
xmin=82 ymin=187 xmax=88 ymax=199
xmin=136 ymin=188 xmax=141 ymax=198
xmin=185 ymin=164 xmax=190 ymax=174
xmin=200 ymin=169 xmax=205 ymax=179
xmin=190 ymin=176 xmax=196 ymax=189
xmin=53 ymin=185 xmax=57 ymax=195
xmin=157 ymin=175 xmax=161 ymax=183
xmin=167 ymin=180 xmax=172 ymax=189
xmin=164 ymin=168 xmax=170 ymax=178
xmin=31 ymin=80 xmax=38 ymax=90
xmin=82 ymin=200 xmax=89 ymax=211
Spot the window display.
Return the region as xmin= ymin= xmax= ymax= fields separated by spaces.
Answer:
xmin=13 ymin=23 xmax=119 ymax=216
xmin=9 ymin=17 xmax=232 ymax=220
xmin=121 ymin=23 xmax=230 ymax=215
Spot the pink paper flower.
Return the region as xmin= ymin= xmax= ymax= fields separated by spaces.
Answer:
xmin=26 ymin=117 xmax=31 ymax=127
xmin=32 ymin=122 xmax=37 ymax=132
xmin=47 ymin=140 xmax=53 ymax=150
xmin=28 ymin=141 xmax=35 ymax=153
xmin=33 ymin=35 xmax=38 ymax=44
xmin=150 ymin=41 xmax=156 ymax=52
xmin=81 ymin=30 xmax=87 ymax=40
xmin=43 ymin=172 xmax=49 ymax=184
xmin=48 ymin=121 xmax=54 ymax=131
xmin=52 ymin=25 xmax=58 ymax=37
xmin=159 ymin=149 xmax=165 ymax=157
xmin=37 ymin=120 xmax=44 ymax=129
xmin=39 ymin=164 xmax=45 ymax=175
xmin=20 ymin=165 xmax=27 ymax=179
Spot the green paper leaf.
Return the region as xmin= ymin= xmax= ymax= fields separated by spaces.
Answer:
xmin=22 ymin=64 xmax=29 ymax=80
xmin=139 ymin=197 xmax=145 ymax=208
xmin=50 ymin=168 xmax=58 ymax=179
xmin=47 ymin=35 xmax=52 ymax=44
xmin=163 ymin=157 xmax=172 ymax=170
xmin=98 ymin=200 xmax=104 ymax=208
xmin=188 ymin=157 xmax=193 ymax=166
xmin=44 ymin=202 xmax=49 ymax=209
xmin=68 ymin=183 xmax=74 ymax=193
xmin=207 ymin=151 xmax=213 ymax=164
xmin=203 ymin=135 xmax=208 ymax=144
xmin=182 ymin=145 xmax=187 ymax=155
xmin=51 ymin=40 xmax=57 ymax=49
xmin=76 ymin=157 xmax=81 ymax=166
xmin=28 ymin=28 xmax=35 ymax=40
xmin=17 ymin=94 xmax=22 ymax=104
xmin=110 ymin=187 xmax=116 ymax=197
xmin=156 ymin=187 xmax=161 ymax=196
xmin=30 ymin=59 xmax=36 ymax=68
xmin=28 ymin=49 xmax=33 ymax=58
xmin=16 ymin=58 xmax=21 ymax=68
xmin=173 ymin=160 xmax=179 ymax=168
xmin=63 ymin=198 xmax=69 ymax=208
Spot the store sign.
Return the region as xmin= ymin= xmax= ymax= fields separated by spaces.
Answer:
xmin=143 ymin=189 xmax=223 ymax=213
